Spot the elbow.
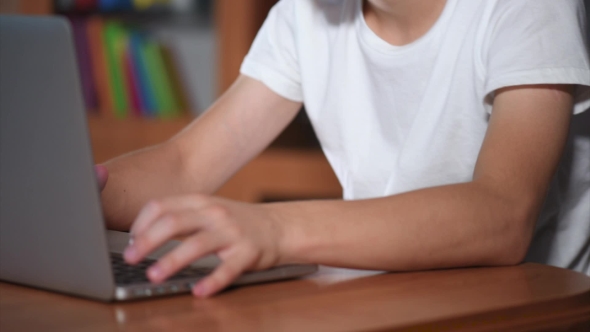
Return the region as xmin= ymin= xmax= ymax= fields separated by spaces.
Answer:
xmin=495 ymin=241 xmax=528 ymax=267
xmin=487 ymin=200 xmax=538 ymax=267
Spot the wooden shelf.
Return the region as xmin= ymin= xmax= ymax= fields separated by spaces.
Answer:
xmin=216 ymin=149 xmax=341 ymax=202
xmin=0 ymin=0 xmax=52 ymax=15
xmin=87 ymin=115 xmax=193 ymax=163
xmin=87 ymin=115 xmax=341 ymax=202
xmin=215 ymin=0 xmax=278 ymax=94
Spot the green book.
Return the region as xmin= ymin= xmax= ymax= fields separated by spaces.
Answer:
xmin=103 ymin=21 xmax=129 ymax=118
xmin=142 ymin=40 xmax=179 ymax=118
xmin=161 ymin=46 xmax=190 ymax=114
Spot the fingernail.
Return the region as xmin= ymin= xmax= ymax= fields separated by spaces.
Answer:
xmin=148 ymin=265 xmax=162 ymax=281
xmin=193 ymin=283 xmax=207 ymax=297
xmin=124 ymin=246 xmax=137 ymax=262
xmin=128 ymin=234 xmax=134 ymax=246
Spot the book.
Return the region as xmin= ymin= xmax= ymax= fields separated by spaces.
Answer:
xmin=61 ymin=0 xmax=169 ymax=13
xmin=99 ymin=0 xmax=133 ymax=11
xmin=161 ymin=45 xmax=190 ymax=114
xmin=68 ymin=16 xmax=98 ymax=111
xmin=74 ymin=0 xmax=98 ymax=11
xmin=130 ymin=32 xmax=158 ymax=116
xmin=86 ymin=16 xmax=115 ymax=115
xmin=104 ymin=21 xmax=130 ymax=117
xmin=133 ymin=0 xmax=171 ymax=11
xmin=123 ymin=48 xmax=143 ymax=116
xmin=142 ymin=40 xmax=179 ymax=118
xmin=68 ymin=15 xmax=190 ymax=118
xmin=133 ymin=0 xmax=155 ymax=10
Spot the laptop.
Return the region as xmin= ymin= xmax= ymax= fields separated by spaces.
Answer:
xmin=0 ymin=15 xmax=317 ymax=302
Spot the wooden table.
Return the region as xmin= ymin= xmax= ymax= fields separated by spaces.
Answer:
xmin=1 ymin=264 xmax=589 ymax=332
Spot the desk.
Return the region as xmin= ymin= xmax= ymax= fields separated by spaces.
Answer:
xmin=1 ymin=264 xmax=589 ymax=331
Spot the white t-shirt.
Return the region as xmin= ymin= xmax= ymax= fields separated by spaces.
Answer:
xmin=240 ymin=0 xmax=590 ymax=274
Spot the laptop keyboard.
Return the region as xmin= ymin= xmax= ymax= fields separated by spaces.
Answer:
xmin=110 ymin=253 xmax=212 ymax=285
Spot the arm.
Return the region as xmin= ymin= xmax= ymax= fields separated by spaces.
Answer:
xmin=126 ymin=84 xmax=573 ymax=297
xmin=101 ymin=75 xmax=302 ymax=230
xmin=276 ymin=85 xmax=574 ymax=269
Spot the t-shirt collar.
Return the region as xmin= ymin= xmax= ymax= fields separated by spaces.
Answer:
xmin=355 ymin=0 xmax=457 ymax=55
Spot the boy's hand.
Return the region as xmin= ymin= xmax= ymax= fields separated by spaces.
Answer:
xmin=94 ymin=165 xmax=109 ymax=191
xmin=123 ymin=195 xmax=285 ymax=297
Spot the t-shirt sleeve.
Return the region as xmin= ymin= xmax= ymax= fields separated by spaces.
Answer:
xmin=240 ymin=0 xmax=303 ymax=102
xmin=484 ymin=0 xmax=590 ymax=114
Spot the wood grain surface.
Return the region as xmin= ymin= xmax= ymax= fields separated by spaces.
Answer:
xmin=1 ymin=264 xmax=589 ymax=332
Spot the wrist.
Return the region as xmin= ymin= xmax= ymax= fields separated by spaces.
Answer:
xmin=263 ymin=202 xmax=307 ymax=266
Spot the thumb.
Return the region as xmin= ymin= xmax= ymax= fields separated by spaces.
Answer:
xmin=94 ymin=164 xmax=109 ymax=191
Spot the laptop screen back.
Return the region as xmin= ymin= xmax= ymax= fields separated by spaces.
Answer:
xmin=0 ymin=15 xmax=114 ymax=301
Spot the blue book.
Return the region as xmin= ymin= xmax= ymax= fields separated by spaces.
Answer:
xmin=130 ymin=32 xmax=158 ymax=116
xmin=99 ymin=0 xmax=133 ymax=11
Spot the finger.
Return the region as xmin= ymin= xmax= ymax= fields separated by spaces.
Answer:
xmin=94 ymin=165 xmax=108 ymax=191
xmin=130 ymin=195 xmax=210 ymax=237
xmin=146 ymin=232 xmax=222 ymax=283
xmin=192 ymin=250 xmax=252 ymax=298
xmin=124 ymin=212 xmax=205 ymax=264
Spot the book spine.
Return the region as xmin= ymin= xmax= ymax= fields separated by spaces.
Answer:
xmin=74 ymin=0 xmax=98 ymax=11
xmin=104 ymin=21 xmax=129 ymax=117
xmin=145 ymin=41 xmax=178 ymax=118
xmin=130 ymin=33 xmax=157 ymax=116
xmin=98 ymin=0 xmax=118 ymax=11
xmin=61 ymin=0 xmax=164 ymax=13
xmin=99 ymin=0 xmax=133 ymax=11
xmin=69 ymin=16 xmax=98 ymax=111
xmin=133 ymin=0 xmax=157 ymax=10
xmin=87 ymin=16 xmax=115 ymax=115
xmin=123 ymin=48 xmax=143 ymax=116
xmin=142 ymin=40 xmax=163 ymax=116
xmin=140 ymin=37 xmax=160 ymax=117
xmin=160 ymin=45 xmax=190 ymax=114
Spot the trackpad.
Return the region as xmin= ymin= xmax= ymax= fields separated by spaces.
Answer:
xmin=106 ymin=230 xmax=220 ymax=268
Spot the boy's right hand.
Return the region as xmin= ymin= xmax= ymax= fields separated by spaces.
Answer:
xmin=95 ymin=164 xmax=109 ymax=192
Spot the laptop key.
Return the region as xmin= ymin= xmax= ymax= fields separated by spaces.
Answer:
xmin=110 ymin=253 xmax=213 ymax=286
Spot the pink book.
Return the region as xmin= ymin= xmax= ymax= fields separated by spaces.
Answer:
xmin=123 ymin=48 xmax=142 ymax=116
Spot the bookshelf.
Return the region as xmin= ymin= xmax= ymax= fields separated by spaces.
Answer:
xmin=0 ymin=0 xmax=52 ymax=15
xmin=87 ymin=115 xmax=192 ymax=163
xmin=2 ymin=0 xmax=342 ymax=202
xmin=216 ymin=0 xmax=277 ymax=93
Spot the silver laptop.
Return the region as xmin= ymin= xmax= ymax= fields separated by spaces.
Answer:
xmin=0 ymin=15 xmax=317 ymax=302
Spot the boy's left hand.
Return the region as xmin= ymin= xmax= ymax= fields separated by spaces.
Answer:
xmin=123 ymin=195 xmax=284 ymax=298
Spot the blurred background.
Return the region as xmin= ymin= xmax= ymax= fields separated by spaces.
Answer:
xmin=0 ymin=0 xmax=343 ymax=203
xmin=1 ymin=0 xmax=589 ymax=203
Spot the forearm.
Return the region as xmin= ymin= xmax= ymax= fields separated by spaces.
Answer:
xmin=101 ymin=108 xmax=270 ymax=230
xmin=120 ymin=87 xmax=572 ymax=298
xmin=101 ymin=76 xmax=302 ymax=230
xmin=273 ymin=86 xmax=572 ymax=271
xmin=100 ymin=141 xmax=197 ymax=230
xmin=273 ymin=181 xmax=538 ymax=270
xmin=102 ymin=106 xmax=259 ymax=229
